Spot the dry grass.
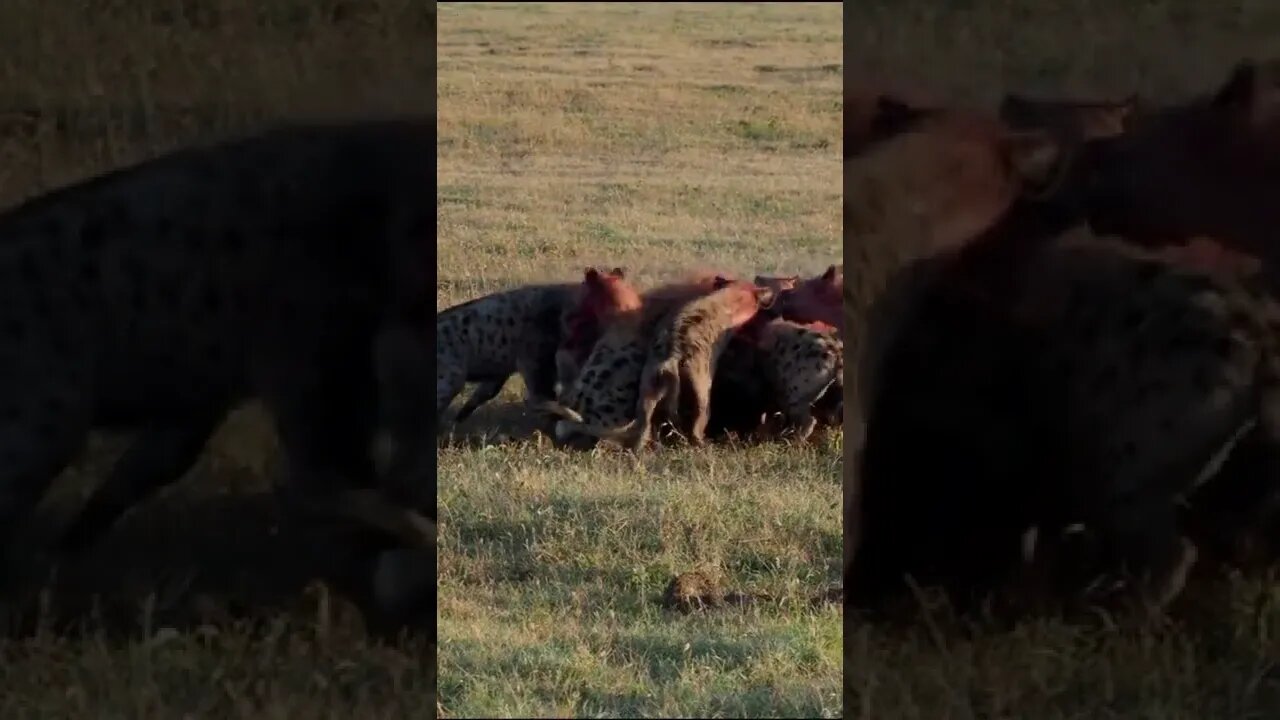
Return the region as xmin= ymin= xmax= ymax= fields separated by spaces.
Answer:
xmin=0 ymin=1 xmax=433 ymax=717
xmin=847 ymin=1 xmax=1280 ymax=718
xmin=437 ymin=3 xmax=841 ymax=717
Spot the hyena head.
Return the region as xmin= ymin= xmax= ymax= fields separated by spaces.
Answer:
xmin=581 ymin=266 xmax=642 ymax=317
xmin=777 ymin=264 xmax=843 ymax=331
xmin=714 ymin=277 xmax=777 ymax=322
xmin=560 ymin=266 xmax=643 ymax=365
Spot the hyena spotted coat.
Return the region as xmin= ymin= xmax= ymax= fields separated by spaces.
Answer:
xmin=548 ymin=271 xmax=730 ymax=448
xmin=436 ymin=282 xmax=579 ymax=426
xmin=0 ymin=117 xmax=435 ymax=623
xmin=756 ymin=318 xmax=844 ymax=440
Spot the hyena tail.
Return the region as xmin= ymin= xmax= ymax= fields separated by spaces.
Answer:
xmin=658 ymin=359 xmax=682 ymax=424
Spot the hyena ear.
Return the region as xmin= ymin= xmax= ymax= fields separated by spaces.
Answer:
xmin=713 ymin=275 xmax=732 ymax=290
xmin=610 ymin=267 xmax=626 ymax=278
xmin=584 ymin=267 xmax=601 ymax=284
xmin=820 ymin=265 xmax=839 ymax=284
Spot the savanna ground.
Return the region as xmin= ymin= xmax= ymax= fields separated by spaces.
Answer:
xmin=0 ymin=1 xmax=435 ymax=717
xmin=847 ymin=1 xmax=1280 ymax=718
xmin=436 ymin=3 xmax=841 ymax=717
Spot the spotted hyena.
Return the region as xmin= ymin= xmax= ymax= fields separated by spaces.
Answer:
xmin=856 ymin=234 xmax=1280 ymax=617
xmin=0 ymin=117 xmax=435 ymax=624
xmin=547 ymin=271 xmax=739 ymax=448
xmin=630 ymin=277 xmax=774 ymax=449
xmin=754 ymin=318 xmax=843 ymax=440
xmin=436 ymin=282 xmax=580 ymax=427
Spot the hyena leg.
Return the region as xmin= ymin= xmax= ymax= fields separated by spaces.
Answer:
xmin=555 ymin=349 xmax=580 ymax=397
xmin=436 ymin=355 xmax=467 ymax=426
xmin=518 ymin=352 xmax=559 ymax=406
xmin=1179 ymin=423 xmax=1280 ymax=573
xmin=0 ymin=363 xmax=93 ymax=589
xmin=788 ymin=377 xmax=836 ymax=440
xmin=684 ymin=360 xmax=715 ymax=447
xmin=785 ymin=402 xmax=818 ymax=441
xmin=453 ymin=379 xmax=506 ymax=425
xmin=265 ymin=342 xmax=431 ymax=626
xmin=55 ymin=415 xmax=224 ymax=555
xmin=518 ymin=353 xmax=561 ymax=435
xmin=1097 ymin=494 xmax=1197 ymax=615
xmin=633 ymin=366 xmax=673 ymax=451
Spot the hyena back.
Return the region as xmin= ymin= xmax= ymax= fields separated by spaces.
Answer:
xmin=633 ymin=279 xmax=773 ymax=449
xmin=436 ymin=282 xmax=577 ymax=426
xmin=0 ymin=117 xmax=435 ymax=619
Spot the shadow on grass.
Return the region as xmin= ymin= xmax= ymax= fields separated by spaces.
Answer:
xmin=438 ymin=399 xmax=552 ymax=448
xmin=437 ymin=397 xmax=843 ymax=452
xmin=617 ymin=632 xmax=763 ymax=683
xmin=1 ymin=489 xmax=430 ymax=643
xmin=446 ymin=489 xmax=841 ymax=616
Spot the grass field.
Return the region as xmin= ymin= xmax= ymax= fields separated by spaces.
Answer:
xmin=0 ymin=1 xmax=434 ymax=717
xmin=847 ymin=1 xmax=1280 ymax=718
xmin=435 ymin=3 xmax=842 ymax=717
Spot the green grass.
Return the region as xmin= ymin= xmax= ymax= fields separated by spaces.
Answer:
xmin=436 ymin=2 xmax=841 ymax=717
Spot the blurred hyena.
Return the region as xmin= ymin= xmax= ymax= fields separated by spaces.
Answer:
xmin=0 ymin=117 xmax=435 ymax=625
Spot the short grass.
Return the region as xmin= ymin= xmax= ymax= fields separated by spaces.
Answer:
xmin=847 ymin=1 xmax=1280 ymax=718
xmin=436 ymin=3 xmax=842 ymax=717
xmin=0 ymin=1 xmax=434 ymax=717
